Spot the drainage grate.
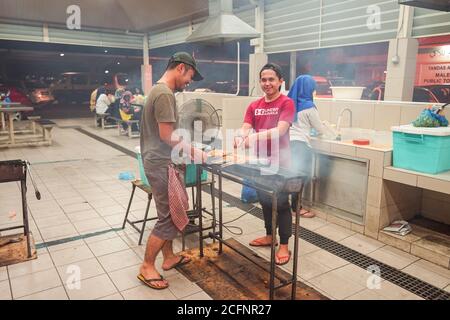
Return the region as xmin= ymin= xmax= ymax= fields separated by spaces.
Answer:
xmin=74 ymin=129 xmax=450 ymax=300
xmin=212 ymin=188 xmax=450 ymax=301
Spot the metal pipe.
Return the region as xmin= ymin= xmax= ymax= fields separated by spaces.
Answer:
xmin=269 ymin=192 xmax=277 ymax=300
xmin=21 ymin=179 xmax=31 ymax=257
xmin=218 ymin=171 xmax=223 ymax=254
xmin=235 ymin=41 xmax=240 ymax=96
xmin=210 ymin=172 xmax=217 ymax=244
xmin=26 ymin=161 xmax=41 ymax=200
xmin=197 ymin=165 xmax=204 ymax=257
xmin=292 ymin=187 xmax=302 ymax=299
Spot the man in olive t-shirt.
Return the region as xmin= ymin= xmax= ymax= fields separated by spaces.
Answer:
xmin=138 ymin=52 xmax=206 ymax=290
xmin=140 ymin=83 xmax=178 ymax=168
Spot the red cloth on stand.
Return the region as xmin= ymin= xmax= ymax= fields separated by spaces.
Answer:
xmin=168 ymin=164 xmax=189 ymax=231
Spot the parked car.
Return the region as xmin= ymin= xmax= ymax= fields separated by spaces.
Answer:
xmin=49 ymin=72 xmax=129 ymax=103
xmin=25 ymin=80 xmax=55 ymax=106
xmin=368 ymin=84 xmax=441 ymax=103
xmin=428 ymin=85 xmax=450 ymax=103
xmin=0 ymin=85 xmax=33 ymax=121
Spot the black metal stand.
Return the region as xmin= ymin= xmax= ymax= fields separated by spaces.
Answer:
xmin=195 ymin=163 xmax=305 ymax=300
xmin=0 ymin=160 xmax=33 ymax=258
xmin=122 ymin=178 xmax=217 ymax=247
xmin=122 ymin=180 xmax=155 ymax=246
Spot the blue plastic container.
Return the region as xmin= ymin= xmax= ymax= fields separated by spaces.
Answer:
xmin=136 ymin=151 xmax=150 ymax=186
xmin=184 ymin=164 xmax=208 ymax=186
xmin=135 ymin=147 xmax=207 ymax=186
xmin=392 ymin=125 xmax=450 ymax=174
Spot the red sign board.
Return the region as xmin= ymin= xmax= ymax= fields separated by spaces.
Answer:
xmin=417 ymin=63 xmax=450 ymax=86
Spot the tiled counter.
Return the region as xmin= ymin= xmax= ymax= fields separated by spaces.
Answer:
xmin=309 ymin=138 xmax=393 ymax=239
xmin=381 ymin=166 xmax=450 ymax=269
xmin=384 ymin=167 xmax=450 ymax=195
xmin=310 ymin=137 xmax=450 ymax=269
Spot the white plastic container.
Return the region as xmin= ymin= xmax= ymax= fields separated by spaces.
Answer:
xmin=330 ymin=86 xmax=366 ymax=100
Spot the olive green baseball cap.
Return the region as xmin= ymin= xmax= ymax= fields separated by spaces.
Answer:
xmin=168 ymin=52 xmax=203 ymax=81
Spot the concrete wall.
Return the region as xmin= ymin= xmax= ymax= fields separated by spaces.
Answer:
xmin=314 ymin=98 xmax=432 ymax=131
xmin=175 ymin=92 xmax=238 ymax=110
xmin=221 ymin=96 xmax=258 ymax=151
xmin=421 ymin=190 xmax=450 ymax=225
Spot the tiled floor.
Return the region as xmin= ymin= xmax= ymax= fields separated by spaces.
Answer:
xmin=0 ymin=118 xmax=448 ymax=300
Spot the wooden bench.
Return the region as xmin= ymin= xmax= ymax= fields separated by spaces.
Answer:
xmin=94 ymin=113 xmax=116 ymax=129
xmin=35 ymin=119 xmax=56 ymax=144
xmin=27 ymin=116 xmax=41 ymax=134
xmin=114 ymin=118 xmax=140 ymax=138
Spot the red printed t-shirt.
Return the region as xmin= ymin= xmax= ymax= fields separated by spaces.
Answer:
xmin=243 ymin=94 xmax=295 ymax=167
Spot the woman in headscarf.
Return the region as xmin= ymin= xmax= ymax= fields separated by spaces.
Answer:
xmin=288 ymin=75 xmax=325 ymax=218
xmin=119 ymin=90 xmax=141 ymax=132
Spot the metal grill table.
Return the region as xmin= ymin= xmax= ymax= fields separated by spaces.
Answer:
xmin=0 ymin=160 xmax=33 ymax=258
xmin=195 ymin=162 xmax=306 ymax=300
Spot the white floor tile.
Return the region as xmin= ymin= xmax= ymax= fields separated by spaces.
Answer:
xmin=98 ymin=249 xmax=142 ymax=272
xmin=84 ymin=231 xmax=119 ymax=244
xmin=73 ymin=217 xmax=109 ymax=233
xmin=62 ymin=202 xmax=93 ymax=214
xmin=313 ymin=224 xmax=356 ymax=242
xmin=304 ymin=250 xmax=349 ymax=270
xmin=87 ymin=237 xmax=130 ymax=257
xmin=403 ymin=259 xmax=450 ymax=289
xmin=108 ymin=264 xmax=142 ymax=291
xmin=0 ymin=266 xmax=8 ymax=281
xmin=50 ymin=244 xmax=95 ymax=267
xmin=95 ymin=205 xmax=126 ymax=217
xmin=340 ymin=233 xmax=385 ymax=255
xmin=10 ymin=268 xmax=62 ymax=299
xmin=67 ymin=210 xmax=100 ymax=222
xmin=167 ymin=273 xmax=203 ymax=299
xmin=368 ymin=246 xmax=420 ymax=270
xmin=376 ymin=280 xmax=423 ymax=300
xmin=345 ymin=288 xmax=385 ymax=300
xmin=0 ymin=280 xmax=11 ymax=300
xmin=121 ymin=284 xmax=176 ymax=300
xmin=46 ymin=239 xmax=85 ymax=253
xmin=309 ymin=271 xmax=366 ymax=300
xmin=181 ymin=291 xmax=212 ymax=300
xmin=98 ymin=293 xmax=124 ymax=300
xmin=8 ymin=253 xmax=55 ymax=279
xmin=65 ymin=274 xmax=117 ymax=300
xmin=57 ymin=258 xmax=105 ymax=284
xmin=39 ymin=223 xmax=79 ymax=241
xmin=18 ymin=286 xmax=68 ymax=300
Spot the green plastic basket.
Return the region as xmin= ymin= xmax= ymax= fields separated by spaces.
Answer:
xmin=137 ymin=150 xmax=207 ymax=186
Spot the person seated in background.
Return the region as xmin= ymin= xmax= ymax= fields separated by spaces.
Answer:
xmin=90 ymin=86 xmax=106 ymax=113
xmin=132 ymin=87 xmax=145 ymax=106
xmin=95 ymin=90 xmax=118 ymax=126
xmin=119 ymin=90 xmax=142 ymax=132
xmin=95 ymin=89 xmax=113 ymax=115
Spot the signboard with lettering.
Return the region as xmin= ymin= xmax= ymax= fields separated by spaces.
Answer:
xmin=416 ymin=45 xmax=450 ymax=86
xmin=417 ymin=63 xmax=450 ymax=86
